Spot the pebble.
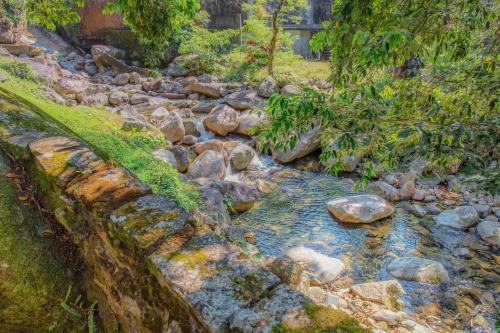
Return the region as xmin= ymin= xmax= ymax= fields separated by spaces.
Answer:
xmin=424 ymin=195 xmax=437 ymax=202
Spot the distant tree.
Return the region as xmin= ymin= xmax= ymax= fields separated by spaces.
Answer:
xmin=104 ymin=0 xmax=200 ymax=67
xmin=267 ymin=0 xmax=307 ymax=76
xmin=26 ymin=0 xmax=84 ymax=31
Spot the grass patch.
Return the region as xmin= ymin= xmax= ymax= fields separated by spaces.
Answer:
xmin=272 ymin=303 xmax=371 ymax=333
xmin=0 ymin=57 xmax=198 ymax=211
xmin=0 ymin=155 xmax=82 ymax=332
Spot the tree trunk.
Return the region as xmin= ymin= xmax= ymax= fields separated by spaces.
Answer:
xmin=268 ymin=0 xmax=284 ymax=77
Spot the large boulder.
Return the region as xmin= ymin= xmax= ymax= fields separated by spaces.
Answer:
xmin=167 ymin=54 xmax=203 ymax=77
xmin=434 ymin=206 xmax=480 ymax=230
xmin=286 ymin=246 xmax=345 ymax=284
xmin=368 ymin=181 xmax=400 ymax=202
xmin=271 ymin=126 xmax=321 ymax=164
xmin=203 ymin=105 xmax=240 ymax=136
xmin=0 ymin=44 xmax=43 ymax=57
xmin=225 ymin=90 xmax=263 ymax=111
xmin=0 ymin=24 xmax=19 ymax=44
xmin=112 ymin=73 xmax=130 ymax=86
xmin=257 ymin=76 xmax=279 ymax=98
xmin=153 ymin=149 xmax=177 ymax=169
xmin=326 ymin=195 xmax=394 ymax=223
xmin=54 ymin=77 xmax=88 ymax=97
xmin=159 ymin=113 xmax=185 ymax=143
xmin=191 ymin=82 xmax=226 ymax=98
xmin=108 ymin=91 xmax=129 ymax=106
xmin=235 ymin=111 xmax=266 ymax=136
xmin=477 ymin=221 xmax=500 ymax=247
xmin=91 ymin=45 xmax=126 ymax=71
xmin=188 ymin=150 xmax=226 ymax=180
xmin=120 ymin=107 xmax=148 ymax=130
xmin=350 ymin=280 xmax=405 ymax=306
xmin=218 ymin=181 xmax=259 ymax=213
xmin=387 ymin=257 xmax=449 ymax=283
xmin=193 ymin=139 xmax=225 ymax=155
xmin=229 ymin=145 xmax=256 ymax=171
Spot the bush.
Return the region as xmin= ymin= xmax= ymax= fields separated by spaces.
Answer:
xmin=0 ymin=60 xmax=36 ymax=81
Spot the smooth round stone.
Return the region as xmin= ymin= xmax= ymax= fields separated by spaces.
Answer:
xmin=286 ymin=246 xmax=345 ymax=284
xmin=477 ymin=220 xmax=500 ymax=247
xmin=326 ymin=194 xmax=394 ymax=223
xmin=387 ymin=257 xmax=449 ymax=283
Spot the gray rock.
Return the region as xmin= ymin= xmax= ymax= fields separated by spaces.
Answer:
xmin=387 ymin=257 xmax=449 ymax=283
xmin=434 ymin=205 xmax=480 ymax=230
xmin=150 ymin=107 xmax=170 ymax=124
xmin=477 ymin=220 xmax=500 ymax=247
xmin=182 ymin=118 xmax=200 ymax=136
xmin=257 ymin=76 xmax=279 ymax=98
xmin=188 ymin=150 xmax=226 ymax=180
xmin=203 ymin=104 xmax=240 ymax=136
xmin=191 ymin=82 xmax=226 ymax=98
xmin=129 ymin=93 xmax=149 ymax=105
xmin=286 ymin=246 xmax=345 ymax=283
xmin=191 ymin=101 xmax=219 ymax=113
xmin=153 ymin=149 xmax=177 ymax=169
xmin=218 ymin=181 xmax=259 ymax=213
xmin=327 ymin=195 xmax=394 ymax=223
xmin=225 ymin=90 xmax=263 ymax=111
xmin=171 ymin=145 xmax=189 ymax=173
xmin=182 ymin=135 xmax=198 ymax=145
xmin=369 ymin=181 xmax=400 ymax=201
xmin=159 ymin=113 xmax=185 ymax=143
xmin=281 ymin=85 xmax=300 ymax=95
xmin=271 ymin=126 xmax=321 ymax=164
xmin=235 ymin=111 xmax=265 ymax=136
xmin=350 ymin=280 xmax=405 ymax=305
xmin=473 ymin=204 xmax=490 ymax=218
xmin=120 ymin=107 xmax=148 ymax=130
xmin=405 ymin=203 xmax=427 ymax=218
xmin=112 ymin=73 xmax=130 ymax=85
xmin=84 ymin=62 xmax=98 ymax=75
xmin=229 ymin=145 xmax=256 ymax=171
xmin=108 ymin=91 xmax=128 ymax=105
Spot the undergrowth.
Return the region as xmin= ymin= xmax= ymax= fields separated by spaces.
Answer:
xmin=0 ymin=57 xmax=198 ymax=211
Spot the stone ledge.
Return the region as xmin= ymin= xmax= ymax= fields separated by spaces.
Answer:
xmin=0 ymin=112 xmax=310 ymax=332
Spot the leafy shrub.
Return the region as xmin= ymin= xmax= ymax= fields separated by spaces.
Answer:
xmin=0 ymin=0 xmax=25 ymax=28
xmin=0 ymin=60 xmax=36 ymax=81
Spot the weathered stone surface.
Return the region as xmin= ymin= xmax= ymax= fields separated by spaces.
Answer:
xmin=153 ymin=148 xmax=177 ymax=169
xmin=286 ymin=246 xmax=345 ymax=283
xmin=108 ymin=90 xmax=128 ymax=105
xmin=0 ymin=26 xmax=17 ymax=44
xmin=91 ymin=44 xmax=126 ymax=70
xmin=129 ymin=93 xmax=149 ymax=105
xmin=182 ymin=118 xmax=200 ymax=137
xmin=387 ymin=257 xmax=449 ymax=283
xmin=369 ymin=181 xmax=400 ymax=202
xmin=188 ymin=150 xmax=226 ymax=180
xmin=219 ymin=181 xmax=259 ymax=213
xmin=203 ymin=104 xmax=240 ymax=136
xmin=120 ymin=107 xmax=148 ymax=130
xmin=150 ymin=107 xmax=170 ymax=124
xmin=225 ymin=90 xmax=263 ymax=110
xmin=371 ymin=310 xmax=405 ymax=326
xmin=159 ymin=113 xmax=185 ymax=143
xmin=350 ymin=280 xmax=405 ymax=306
xmin=271 ymin=126 xmax=321 ymax=164
xmin=54 ymin=77 xmax=88 ymax=97
xmin=197 ymin=185 xmax=231 ymax=226
xmin=477 ymin=220 xmax=500 ymax=247
xmin=191 ymin=82 xmax=226 ymax=98
xmin=229 ymin=144 xmax=256 ymax=171
xmin=434 ymin=206 xmax=480 ymax=230
xmin=327 ymin=195 xmax=394 ymax=223
xmin=192 ymin=101 xmax=219 ymax=113
xmin=0 ymin=44 xmax=44 ymax=57
xmin=112 ymin=72 xmax=130 ymax=85
xmin=258 ymin=76 xmax=279 ymax=98
xmin=182 ymin=135 xmax=198 ymax=145
xmin=193 ymin=139 xmax=225 ymax=155
xmin=268 ymin=258 xmax=309 ymax=293
xmin=171 ymin=145 xmax=190 ymax=173
xmin=29 ymin=136 xmax=105 ymax=186
xmin=235 ymin=111 xmax=265 ymax=136
xmin=66 ymin=167 xmax=151 ymax=213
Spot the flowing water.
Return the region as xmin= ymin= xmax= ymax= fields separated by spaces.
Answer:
xmin=232 ymin=156 xmax=499 ymax=326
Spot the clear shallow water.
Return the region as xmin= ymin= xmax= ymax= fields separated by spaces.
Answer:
xmin=233 ymin=166 xmax=500 ymax=323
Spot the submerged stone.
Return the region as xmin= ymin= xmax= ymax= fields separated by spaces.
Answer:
xmin=387 ymin=257 xmax=449 ymax=283
xmin=327 ymin=194 xmax=394 ymax=223
xmin=434 ymin=206 xmax=480 ymax=230
xmin=286 ymin=246 xmax=344 ymax=283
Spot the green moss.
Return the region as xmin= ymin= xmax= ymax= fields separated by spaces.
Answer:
xmin=0 ymin=58 xmax=198 ymax=211
xmin=272 ymin=303 xmax=371 ymax=333
xmin=0 ymin=156 xmax=82 ymax=332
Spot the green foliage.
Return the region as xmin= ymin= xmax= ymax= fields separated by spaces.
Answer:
xmin=0 ymin=60 xmax=36 ymax=81
xmin=0 ymin=66 xmax=198 ymax=210
xmin=178 ymin=11 xmax=238 ymax=73
xmin=0 ymin=0 xmax=25 ymax=27
xmin=104 ymin=0 xmax=200 ymax=67
xmin=261 ymin=0 xmax=499 ymax=189
xmin=25 ymin=0 xmax=84 ymax=30
xmin=0 ymin=159 xmax=82 ymax=332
